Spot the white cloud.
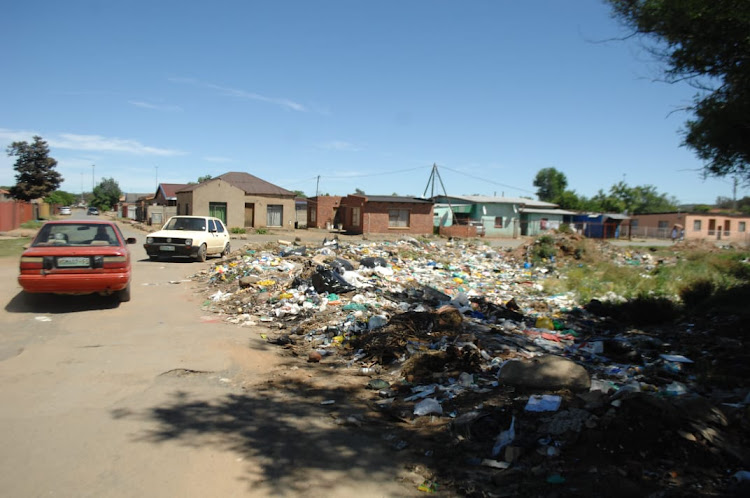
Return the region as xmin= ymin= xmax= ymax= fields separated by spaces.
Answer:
xmin=0 ymin=128 xmax=38 ymax=142
xmin=170 ymin=77 xmax=307 ymax=112
xmin=129 ymin=100 xmax=183 ymax=112
xmin=1 ymin=128 xmax=185 ymax=157
xmin=51 ymin=133 xmax=185 ymax=156
xmin=316 ymin=140 xmax=361 ymax=152
xmin=203 ymin=156 xmax=233 ymax=163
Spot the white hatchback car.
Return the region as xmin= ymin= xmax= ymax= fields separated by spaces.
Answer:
xmin=143 ymin=215 xmax=231 ymax=262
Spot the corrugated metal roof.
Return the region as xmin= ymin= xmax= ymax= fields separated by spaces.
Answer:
xmin=433 ymin=195 xmax=557 ymax=208
xmin=521 ymin=208 xmax=577 ymax=215
xmin=365 ymin=195 xmax=433 ymax=204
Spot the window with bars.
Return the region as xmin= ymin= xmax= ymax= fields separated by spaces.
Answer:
xmin=389 ymin=209 xmax=410 ymax=227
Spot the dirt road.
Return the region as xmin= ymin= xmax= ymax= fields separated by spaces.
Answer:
xmin=0 ymin=222 xmax=421 ymax=497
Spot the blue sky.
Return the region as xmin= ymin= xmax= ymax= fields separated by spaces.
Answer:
xmin=1 ymin=0 xmax=744 ymax=205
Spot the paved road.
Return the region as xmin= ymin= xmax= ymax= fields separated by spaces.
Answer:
xmin=0 ymin=213 xmax=419 ymax=497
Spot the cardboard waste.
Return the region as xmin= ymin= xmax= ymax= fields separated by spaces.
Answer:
xmin=191 ymin=234 xmax=750 ymax=496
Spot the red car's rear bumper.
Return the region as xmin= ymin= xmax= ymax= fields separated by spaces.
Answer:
xmin=18 ymin=272 xmax=130 ymax=295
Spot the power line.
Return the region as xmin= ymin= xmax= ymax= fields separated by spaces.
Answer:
xmin=439 ymin=165 xmax=536 ymax=195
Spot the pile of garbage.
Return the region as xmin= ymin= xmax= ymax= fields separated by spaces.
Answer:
xmin=191 ymin=235 xmax=750 ymax=496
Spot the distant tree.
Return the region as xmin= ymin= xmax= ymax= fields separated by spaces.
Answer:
xmin=6 ymin=136 xmax=62 ymax=201
xmin=292 ymin=190 xmax=307 ymax=198
xmin=714 ymin=196 xmax=735 ymax=210
xmin=693 ymin=204 xmax=712 ymax=213
xmin=607 ymin=0 xmax=750 ymax=182
xmin=91 ymin=178 xmax=122 ymax=211
xmin=354 ymin=188 xmax=365 ymax=195
xmin=533 ymin=168 xmax=568 ymax=202
xmin=587 ymin=181 xmax=677 ymax=214
xmin=555 ymin=190 xmax=584 ymax=210
xmin=45 ymin=190 xmax=77 ymax=206
xmin=197 ymin=175 xmax=213 ymax=183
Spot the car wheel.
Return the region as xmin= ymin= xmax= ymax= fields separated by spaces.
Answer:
xmin=196 ymin=244 xmax=207 ymax=262
xmin=117 ymin=283 xmax=131 ymax=303
xmin=221 ymin=242 xmax=231 ymax=257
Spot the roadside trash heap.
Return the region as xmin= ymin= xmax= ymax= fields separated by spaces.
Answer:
xmin=192 ymin=235 xmax=750 ymax=496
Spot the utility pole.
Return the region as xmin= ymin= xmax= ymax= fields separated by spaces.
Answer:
xmin=315 ymin=175 xmax=320 ymax=197
xmin=422 ymin=163 xmax=458 ymax=227
xmin=92 ymin=164 xmax=95 ymax=191
xmin=155 ymin=165 xmax=159 ymax=189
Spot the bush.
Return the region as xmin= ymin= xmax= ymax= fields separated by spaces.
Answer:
xmin=255 ymin=228 xmax=267 ymax=235
xmin=230 ymin=227 xmax=246 ymax=234
xmin=531 ymin=235 xmax=557 ymax=262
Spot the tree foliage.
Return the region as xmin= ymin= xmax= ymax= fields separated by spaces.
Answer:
xmin=45 ymin=190 xmax=77 ymax=206
xmin=6 ymin=136 xmax=63 ymax=201
xmin=197 ymin=175 xmax=213 ymax=183
xmin=91 ymin=178 xmax=122 ymax=211
xmin=533 ymin=167 xmax=568 ymax=202
xmin=532 ymin=168 xmax=677 ymax=214
xmin=607 ymin=0 xmax=750 ymax=182
xmin=354 ymin=188 xmax=365 ymax=195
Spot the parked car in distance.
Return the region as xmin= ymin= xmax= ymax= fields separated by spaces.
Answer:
xmin=18 ymin=220 xmax=136 ymax=302
xmin=144 ymin=215 xmax=230 ymax=262
xmin=59 ymin=206 xmax=71 ymax=215
xmin=87 ymin=206 xmax=100 ymax=216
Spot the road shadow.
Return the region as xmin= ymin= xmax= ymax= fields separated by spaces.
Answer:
xmin=5 ymin=291 xmax=121 ymax=313
xmin=119 ymin=371 xmax=420 ymax=495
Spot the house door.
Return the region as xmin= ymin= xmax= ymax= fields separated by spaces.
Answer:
xmin=244 ymin=203 xmax=255 ymax=228
xmin=209 ymin=202 xmax=227 ymax=224
xmin=267 ymin=205 xmax=283 ymax=227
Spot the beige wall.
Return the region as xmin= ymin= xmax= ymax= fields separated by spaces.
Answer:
xmin=176 ymin=179 xmax=296 ymax=229
xmin=632 ymin=212 xmax=750 ymax=243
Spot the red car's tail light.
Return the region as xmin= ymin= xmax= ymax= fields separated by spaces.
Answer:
xmin=19 ymin=256 xmax=43 ymax=270
xmin=103 ymin=255 xmax=129 ymax=269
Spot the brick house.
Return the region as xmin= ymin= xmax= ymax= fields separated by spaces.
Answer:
xmin=307 ymin=195 xmax=342 ymax=229
xmin=630 ymin=211 xmax=750 ymax=244
xmin=338 ymin=194 xmax=434 ymax=235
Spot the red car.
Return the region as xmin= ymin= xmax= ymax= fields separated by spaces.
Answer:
xmin=18 ymin=220 xmax=136 ymax=302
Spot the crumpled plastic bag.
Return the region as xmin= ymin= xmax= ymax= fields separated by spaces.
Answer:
xmin=280 ymin=246 xmax=307 ymax=257
xmin=360 ymin=256 xmax=388 ymax=268
xmin=414 ymin=398 xmax=443 ymax=416
xmin=311 ymin=266 xmax=356 ymax=294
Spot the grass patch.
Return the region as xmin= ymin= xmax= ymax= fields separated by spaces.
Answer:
xmin=230 ymin=227 xmax=246 ymax=234
xmin=546 ymin=248 xmax=750 ymax=317
xmin=0 ymin=238 xmax=31 ymax=258
xmin=20 ymin=220 xmax=44 ymax=229
xmin=255 ymin=228 xmax=268 ymax=235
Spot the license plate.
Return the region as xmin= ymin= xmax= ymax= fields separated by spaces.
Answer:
xmin=160 ymin=245 xmax=175 ymax=251
xmin=57 ymin=257 xmax=91 ymax=267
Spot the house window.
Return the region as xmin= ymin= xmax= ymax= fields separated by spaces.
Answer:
xmin=310 ymin=209 xmax=317 ymax=223
xmin=740 ymin=222 xmax=746 ymax=233
xmin=657 ymin=221 xmax=669 ymax=229
xmin=724 ymin=220 xmax=731 ymax=236
xmin=352 ymin=207 xmax=360 ymax=227
xmin=267 ymin=205 xmax=283 ymax=227
xmin=693 ymin=220 xmax=702 ymax=231
xmin=494 ymin=216 xmax=503 ymax=228
xmin=389 ymin=209 xmax=410 ymax=228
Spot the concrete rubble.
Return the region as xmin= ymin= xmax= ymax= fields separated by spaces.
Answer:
xmin=190 ymin=234 xmax=750 ymax=496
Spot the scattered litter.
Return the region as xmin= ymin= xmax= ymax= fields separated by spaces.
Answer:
xmin=525 ymin=394 xmax=562 ymax=412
